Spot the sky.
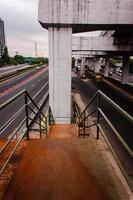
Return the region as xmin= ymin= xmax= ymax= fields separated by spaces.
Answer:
xmin=0 ymin=0 xmax=101 ymax=57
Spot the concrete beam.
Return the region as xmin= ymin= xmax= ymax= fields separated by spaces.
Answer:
xmin=72 ymin=36 xmax=133 ymax=54
xmin=72 ymin=51 xmax=109 ymax=57
xmin=38 ymin=0 xmax=133 ymax=33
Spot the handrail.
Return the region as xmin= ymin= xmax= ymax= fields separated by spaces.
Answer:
xmin=26 ymin=91 xmax=47 ymax=120
xmin=0 ymin=82 xmax=50 ymax=175
xmin=74 ymin=89 xmax=133 ymax=190
xmin=0 ymin=89 xmax=26 ymax=111
xmin=98 ymin=90 xmax=133 ymax=123
xmin=74 ymin=90 xmax=133 ymax=156
xmin=80 ymin=92 xmax=97 ymax=118
xmin=0 ymin=105 xmax=25 ymax=134
xmin=98 ymin=108 xmax=133 ymax=157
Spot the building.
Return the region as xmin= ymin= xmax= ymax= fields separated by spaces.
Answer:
xmin=0 ymin=18 xmax=5 ymax=58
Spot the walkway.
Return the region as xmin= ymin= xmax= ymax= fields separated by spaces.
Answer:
xmin=3 ymin=125 xmax=128 ymax=200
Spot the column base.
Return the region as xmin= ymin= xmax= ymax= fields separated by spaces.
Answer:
xmin=55 ymin=117 xmax=71 ymax=124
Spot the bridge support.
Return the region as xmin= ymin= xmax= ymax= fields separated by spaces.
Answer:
xmin=81 ymin=58 xmax=85 ymax=77
xmin=49 ymin=27 xmax=72 ymax=124
xmin=121 ymin=56 xmax=129 ymax=85
xmin=104 ymin=57 xmax=110 ymax=77
xmin=94 ymin=58 xmax=100 ymax=73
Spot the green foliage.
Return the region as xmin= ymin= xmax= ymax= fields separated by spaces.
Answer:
xmin=1 ymin=46 xmax=10 ymax=65
xmin=0 ymin=46 xmax=49 ymax=68
xmin=14 ymin=55 xmax=25 ymax=64
xmin=10 ymin=57 xmax=18 ymax=65
xmin=25 ymin=57 xmax=48 ymax=65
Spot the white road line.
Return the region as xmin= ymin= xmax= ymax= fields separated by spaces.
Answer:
xmin=31 ymin=83 xmax=35 ymax=88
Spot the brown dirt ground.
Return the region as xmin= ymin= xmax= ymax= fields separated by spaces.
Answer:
xmin=3 ymin=124 xmax=129 ymax=200
xmin=0 ymin=140 xmax=27 ymax=200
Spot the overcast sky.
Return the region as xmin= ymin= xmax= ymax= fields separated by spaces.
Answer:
xmin=0 ymin=0 xmax=101 ymax=57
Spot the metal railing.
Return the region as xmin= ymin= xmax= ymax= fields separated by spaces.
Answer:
xmin=0 ymin=82 xmax=54 ymax=175
xmin=74 ymin=90 xmax=133 ymax=157
xmin=74 ymin=90 xmax=133 ymax=190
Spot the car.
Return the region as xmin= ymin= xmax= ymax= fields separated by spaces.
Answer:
xmin=109 ymin=71 xmax=113 ymax=76
xmin=95 ymin=74 xmax=103 ymax=82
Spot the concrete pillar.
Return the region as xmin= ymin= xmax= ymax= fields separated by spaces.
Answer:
xmin=104 ymin=57 xmax=110 ymax=77
xmin=80 ymin=57 xmax=85 ymax=77
xmin=75 ymin=59 xmax=79 ymax=72
xmin=121 ymin=56 xmax=130 ymax=84
xmin=49 ymin=27 xmax=72 ymax=124
xmin=75 ymin=59 xmax=78 ymax=68
xmin=87 ymin=58 xmax=93 ymax=71
xmin=94 ymin=58 xmax=100 ymax=73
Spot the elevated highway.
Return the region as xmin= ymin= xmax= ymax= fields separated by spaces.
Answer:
xmin=38 ymin=0 xmax=133 ymax=123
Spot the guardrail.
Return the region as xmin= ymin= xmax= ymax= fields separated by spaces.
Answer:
xmin=74 ymin=90 xmax=133 ymax=156
xmin=74 ymin=90 xmax=133 ymax=190
xmin=0 ymin=65 xmax=36 ymax=83
xmin=0 ymin=82 xmax=54 ymax=175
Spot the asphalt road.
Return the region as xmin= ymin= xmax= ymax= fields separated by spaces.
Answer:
xmin=72 ymin=73 xmax=133 ymax=187
xmin=0 ymin=66 xmax=49 ymax=139
xmin=0 ymin=64 xmax=29 ymax=76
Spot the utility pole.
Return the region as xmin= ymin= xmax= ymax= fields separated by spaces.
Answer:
xmin=35 ymin=41 xmax=37 ymax=57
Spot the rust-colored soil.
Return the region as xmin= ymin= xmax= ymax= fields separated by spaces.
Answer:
xmin=3 ymin=125 xmax=114 ymax=200
xmin=0 ymin=140 xmax=6 ymax=148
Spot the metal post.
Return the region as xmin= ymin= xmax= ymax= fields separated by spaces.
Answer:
xmin=83 ymin=111 xmax=86 ymax=137
xmin=39 ymin=112 xmax=42 ymax=138
xmin=49 ymin=107 xmax=51 ymax=125
xmin=25 ymin=93 xmax=29 ymax=140
xmin=96 ymin=93 xmax=100 ymax=139
xmin=45 ymin=117 xmax=48 ymax=138
xmin=78 ymin=116 xmax=80 ymax=137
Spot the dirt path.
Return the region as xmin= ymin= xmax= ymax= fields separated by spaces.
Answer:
xmin=3 ymin=125 xmax=127 ymax=200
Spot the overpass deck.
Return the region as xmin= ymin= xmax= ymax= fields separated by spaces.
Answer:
xmin=3 ymin=125 xmax=129 ymax=200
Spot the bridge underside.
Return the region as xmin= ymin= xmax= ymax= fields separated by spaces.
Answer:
xmin=72 ymin=51 xmax=133 ymax=56
xmin=40 ymin=23 xmax=133 ymax=34
xmin=38 ymin=0 xmax=133 ymax=123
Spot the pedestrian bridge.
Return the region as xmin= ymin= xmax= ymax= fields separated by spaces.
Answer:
xmin=2 ymin=125 xmax=130 ymax=200
xmin=0 ymin=87 xmax=132 ymax=199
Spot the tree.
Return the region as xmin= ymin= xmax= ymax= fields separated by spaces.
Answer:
xmin=10 ymin=57 xmax=18 ymax=65
xmin=14 ymin=55 xmax=25 ymax=64
xmin=2 ymin=46 xmax=10 ymax=65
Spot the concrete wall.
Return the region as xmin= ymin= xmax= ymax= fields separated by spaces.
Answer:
xmin=38 ymin=0 xmax=133 ymax=33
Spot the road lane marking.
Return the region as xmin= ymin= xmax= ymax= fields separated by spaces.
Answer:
xmin=0 ymin=67 xmax=48 ymax=97
xmin=31 ymin=83 xmax=35 ymax=88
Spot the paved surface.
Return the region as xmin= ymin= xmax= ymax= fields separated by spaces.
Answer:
xmin=3 ymin=125 xmax=128 ymax=200
xmin=72 ymin=73 xmax=133 ymax=191
xmin=0 ymin=67 xmax=48 ymax=139
xmin=0 ymin=64 xmax=29 ymax=76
